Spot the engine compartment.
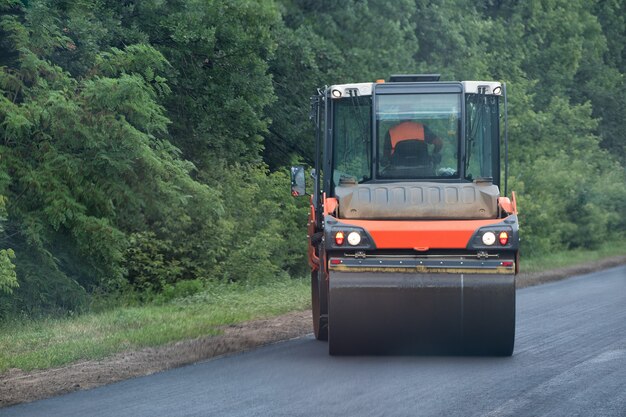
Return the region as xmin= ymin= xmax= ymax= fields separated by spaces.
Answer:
xmin=335 ymin=181 xmax=499 ymax=220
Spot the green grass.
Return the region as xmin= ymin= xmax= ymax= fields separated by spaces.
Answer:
xmin=521 ymin=240 xmax=626 ymax=274
xmin=0 ymin=279 xmax=310 ymax=373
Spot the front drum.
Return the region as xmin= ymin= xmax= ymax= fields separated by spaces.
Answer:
xmin=328 ymin=272 xmax=515 ymax=356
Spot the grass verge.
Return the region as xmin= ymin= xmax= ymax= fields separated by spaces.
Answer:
xmin=520 ymin=241 xmax=626 ymax=274
xmin=0 ymin=279 xmax=310 ymax=373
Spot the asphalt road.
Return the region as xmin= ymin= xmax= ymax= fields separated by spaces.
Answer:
xmin=3 ymin=266 xmax=625 ymax=417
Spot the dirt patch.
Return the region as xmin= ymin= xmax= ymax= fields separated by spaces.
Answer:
xmin=1 ymin=255 xmax=625 ymax=408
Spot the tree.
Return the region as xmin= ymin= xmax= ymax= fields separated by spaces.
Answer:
xmin=264 ymin=0 xmax=419 ymax=168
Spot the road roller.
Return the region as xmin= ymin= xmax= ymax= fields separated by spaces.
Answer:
xmin=290 ymin=74 xmax=519 ymax=355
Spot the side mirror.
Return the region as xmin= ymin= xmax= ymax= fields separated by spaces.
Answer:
xmin=290 ymin=166 xmax=306 ymax=197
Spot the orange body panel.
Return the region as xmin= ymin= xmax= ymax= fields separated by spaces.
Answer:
xmin=330 ymin=215 xmax=512 ymax=250
xmin=323 ymin=195 xmax=338 ymax=216
xmin=498 ymin=197 xmax=513 ymax=214
xmin=497 ymin=194 xmax=518 ymax=215
xmin=307 ymin=198 xmax=320 ymax=270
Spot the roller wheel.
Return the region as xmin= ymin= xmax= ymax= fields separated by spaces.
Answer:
xmin=311 ymin=269 xmax=328 ymax=341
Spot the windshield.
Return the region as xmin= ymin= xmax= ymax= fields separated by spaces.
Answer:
xmin=332 ymin=96 xmax=372 ymax=186
xmin=376 ymin=93 xmax=461 ymax=179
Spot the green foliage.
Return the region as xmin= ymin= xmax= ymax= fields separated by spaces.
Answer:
xmin=0 ymin=165 xmax=17 ymax=297
xmin=414 ymin=0 xmax=493 ymax=79
xmin=216 ymin=164 xmax=309 ymax=283
xmin=154 ymin=279 xmax=205 ymax=304
xmin=0 ymin=3 xmax=232 ymax=314
xmin=124 ymin=0 xmax=281 ymax=170
xmin=0 ymin=248 xmax=17 ymax=295
xmin=4 ymin=246 xmax=88 ymax=316
xmin=123 ymin=232 xmax=184 ymax=293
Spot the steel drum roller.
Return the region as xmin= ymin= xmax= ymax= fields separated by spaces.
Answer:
xmin=328 ymin=271 xmax=515 ymax=355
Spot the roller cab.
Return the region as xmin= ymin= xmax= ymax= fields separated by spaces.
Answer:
xmin=292 ymin=75 xmax=519 ymax=355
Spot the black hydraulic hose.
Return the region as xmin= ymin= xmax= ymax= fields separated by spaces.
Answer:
xmin=350 ymin=93 xmax=371 ymax=174
xmin=504 ymin=83 xmax=509 ymax=197
xmin=314 ymin=93 xmax=322 ymax=228
xmin=466 ymin=95 xmax=483 ymax=174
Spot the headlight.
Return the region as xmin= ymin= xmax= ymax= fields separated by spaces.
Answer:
xmin=482 ymin=231 xmax=496 ymax=246
xmin=347 ymin=231 xmax=361 ymax=246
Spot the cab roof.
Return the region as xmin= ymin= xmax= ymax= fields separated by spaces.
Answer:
xmin=327 ymin=80 xmax=502 ymax=99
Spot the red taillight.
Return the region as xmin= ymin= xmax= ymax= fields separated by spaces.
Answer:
xmin=335 ymin=231 xmax=345 ymax=246
xmin=330 ymin=259 xmax=341 ymax=265
xmin=499 ymin=231 xmax=509 ymax=245
xmin=501 ymin=261 xmax=513 ymax=267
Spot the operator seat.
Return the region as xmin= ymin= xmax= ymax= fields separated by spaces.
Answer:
xmin=389 ymin=139 xmax=433 ymax=176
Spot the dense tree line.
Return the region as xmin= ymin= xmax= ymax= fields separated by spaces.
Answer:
xmin=0 ymin=0 xmax=624 ymax=315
